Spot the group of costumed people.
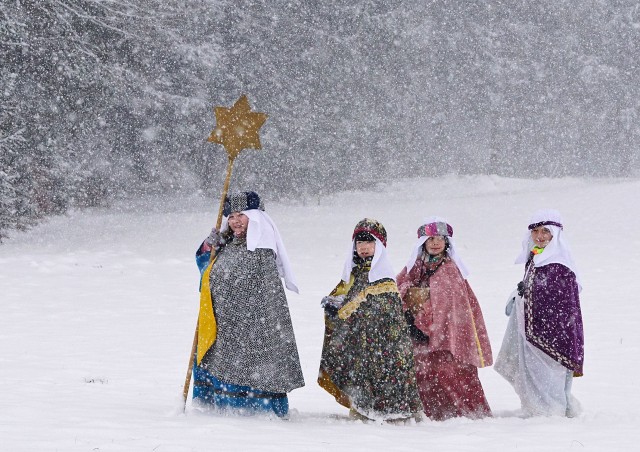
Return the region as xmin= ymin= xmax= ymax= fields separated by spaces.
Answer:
xmin=191 ymin=191 xmax=584 ymax=421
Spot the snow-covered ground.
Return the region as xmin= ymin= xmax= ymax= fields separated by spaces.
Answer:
xmin=1 ymin=175 xmax=638 ymax=451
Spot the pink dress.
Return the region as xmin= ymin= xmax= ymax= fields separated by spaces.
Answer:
xmin=397 ymin=256 xmax=493 ymax=420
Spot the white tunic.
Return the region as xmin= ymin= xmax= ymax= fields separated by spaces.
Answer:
xmin=494 ymin=291 xmax=581 ymax=417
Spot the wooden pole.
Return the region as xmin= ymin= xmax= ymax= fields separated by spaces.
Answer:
xmin=213 ymin=157 xmax=236 ymax=251
xmin=181 ymin=319 xmax=199 ymax=404
xmin=182 ymin=155 xmax=236 ymax=410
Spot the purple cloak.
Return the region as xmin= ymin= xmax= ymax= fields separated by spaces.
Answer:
xmin=524 ymin=262 xmax=584 ymax=376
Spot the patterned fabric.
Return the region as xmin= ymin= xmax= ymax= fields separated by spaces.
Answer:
xmin=318 ymin=261 xmax=423 ymax=420
xmin=351 ymin=218 xmax=387 ymax=247
xmin=193 ymin=364 xmax=288 ymax=417
xmin=523 ymin=258 xmax=584 ymax=375
xmin=337 ymin=280 xmax=399 ymax=320
xmin=396 ymin=253 xmax=493 ymax=420
xmin=222 ymin=191 xmax=265 ymax=216
xmin=200 ymin=235 xmax=305 ymax=393
xmin=193 ymin=360 xmax=217 ymax=404
xmin=211 ymin=376 xmax=288 ymax=417
xmin=417 ymin=221 xmax=453 ymax=238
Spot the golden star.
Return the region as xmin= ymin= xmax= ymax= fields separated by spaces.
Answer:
xmin=208 ymin=95 xmax=268 ymax=161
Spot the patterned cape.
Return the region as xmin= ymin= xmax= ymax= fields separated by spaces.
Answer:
xmin=318 ymin=264 xmax=423 ymax=420
xmin=198 ymin=236 xmax=305 ymax=393
xmin=523 ymin=261 xmax=584 ymax=375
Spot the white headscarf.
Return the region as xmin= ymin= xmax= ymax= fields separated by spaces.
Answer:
xmin=340 ymin=236 xmax=396 ymax=283
xmin=403 ymin=216 xmax=470 ymax=279
xmin=221 ymin=209 xmax=299 ymax=293
xmin=514 ymin=208 xmax=581 ymax=291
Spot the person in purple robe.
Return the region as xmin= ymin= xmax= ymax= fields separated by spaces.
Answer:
xmin=495 ymin=209 xmax=584 ymax=417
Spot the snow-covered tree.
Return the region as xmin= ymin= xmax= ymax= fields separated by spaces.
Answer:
xmin=1 ymin=0 xmax=638 ymax=239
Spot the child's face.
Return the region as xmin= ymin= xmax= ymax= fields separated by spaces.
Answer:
xmin=355 ymin=240 xmax=375 ymax=258
xmin=530 ymin=226 xmax=553 ymax=248
xmin=424 ymin=236 xmax=446 ymax=256
xmin=228 ymin=212 xmax=249 ymax=237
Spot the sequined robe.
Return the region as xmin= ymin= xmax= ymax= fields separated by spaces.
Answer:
xmin=318 ymin=261 xmax=423 ymax=420
xmin=194 ymin=236 xmax=304 ymax=414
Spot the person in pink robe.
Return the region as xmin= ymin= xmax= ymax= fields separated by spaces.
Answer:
xmin=396 ymin=217 xmax=493 ymax=420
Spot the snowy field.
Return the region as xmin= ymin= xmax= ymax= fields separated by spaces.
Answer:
xmin=1 ymin=175 xmax=638 ymax=452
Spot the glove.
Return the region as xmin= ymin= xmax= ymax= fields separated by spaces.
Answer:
xmin=404 ymin=310 xmax=429 ymax=343
xmin=204 ymin=227 xmax=221 ymax=247
xmin=321 ymin=295 xmax=344 ymax=316
xmin=409 ymin=324 xmax=429 ymax=343
xmin=505 ymin=287 xmax=523 ymax=316
xmin=321 ymin=295 xmax=344 ymax=307
xmin=505 ymin=294 xmax=516 ymax=316
xmin=517 ymin=281 xmax=525 ymax=297
xmin=324 ymin=304 xmax=339 ymax=316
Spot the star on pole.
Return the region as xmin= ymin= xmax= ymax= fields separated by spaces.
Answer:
xmin=207 ymin=94 xmax=268 ymax=161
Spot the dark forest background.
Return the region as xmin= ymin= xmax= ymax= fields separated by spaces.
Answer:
xmin=1 ymin=0 xmax=639 ymax=240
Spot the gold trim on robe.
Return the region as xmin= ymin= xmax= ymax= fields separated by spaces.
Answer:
xmin=338 ymin=280 xmax=399 ymax=320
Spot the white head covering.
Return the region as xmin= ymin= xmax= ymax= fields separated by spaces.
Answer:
xmin=514 ymin=208 xmax=581 ymax=291
xmin=340 ymin=236 xmax=396 ymax=283
xmin=221 ymin=209 xmax=299 ymax=293
xmin=403 ymin=216 xmax=470 ymax=279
